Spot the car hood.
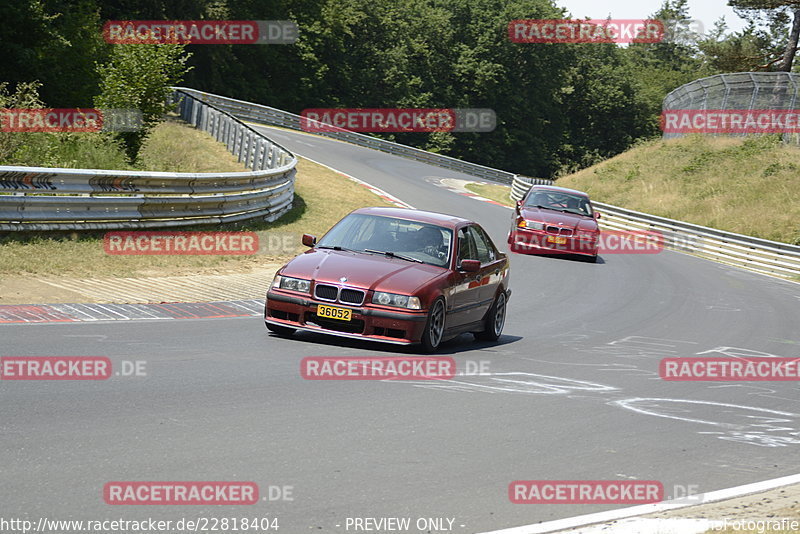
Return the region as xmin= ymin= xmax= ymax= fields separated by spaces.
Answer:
xmin=520 ymin=207 xmax=597 ymax=231
xmin=280 ymin=249 xmax=447 ymax=294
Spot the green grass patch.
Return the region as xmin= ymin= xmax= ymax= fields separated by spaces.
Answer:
xmin=468 ymin=136 xmax=800 ymax=245
xmin=465 ymin=183 xmax=513 ymax=206
xmin=556 ymin=135 xmax=800 ymax=244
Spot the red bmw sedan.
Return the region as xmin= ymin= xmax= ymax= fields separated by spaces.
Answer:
xmin=508 ymin=185 xmax=601 ymax=262
xmin=265 ymin=207 xmax=511 ymax=352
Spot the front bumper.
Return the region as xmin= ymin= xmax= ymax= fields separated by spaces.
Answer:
xmin=265 ymin=290 xmax=428 ymax=345
xmin=509 ymin=229 xmax=598 ymax=257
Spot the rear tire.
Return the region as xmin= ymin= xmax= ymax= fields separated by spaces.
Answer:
xmin=266 ymin=321 xmax=295 ymax=337
xmin=420 ymin=298 xmax=446 ymax=353
xmin=475 ymin=291 xmax=506 ymax=342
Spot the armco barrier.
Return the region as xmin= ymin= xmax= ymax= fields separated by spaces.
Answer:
xmin=174 ymin=87 xmax=517 ymax=184
xmin=0 ymin=89 xmax=296 ymax=231
xmin=510 ymin=174 xmax=800 ymax=279
xmin=510 ymin=175 xmax=555 ymax=201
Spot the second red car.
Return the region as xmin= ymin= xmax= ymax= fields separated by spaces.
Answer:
xmin=508 ymin=185 xmax=601 ymax=261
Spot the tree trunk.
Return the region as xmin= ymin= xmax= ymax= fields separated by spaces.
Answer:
xmin=779 ymin=7 xmax=800 ymax=71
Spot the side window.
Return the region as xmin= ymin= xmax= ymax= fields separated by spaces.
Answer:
xmin=467 ymin=226 xmax=494 ymax=264
xmin=457 ymin=227 xmax=477 ymax=264
xmin=473 ymin=225 xmax=497 ymax=263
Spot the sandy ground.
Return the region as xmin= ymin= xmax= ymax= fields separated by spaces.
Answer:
xmin=0 ymin=264 xmax=283 ymax=304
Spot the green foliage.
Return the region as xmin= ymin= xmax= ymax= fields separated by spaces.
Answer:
xmin=7 ymin=0 xmax=800 ymax=178
xmin=94 ymin=42 xmax=192 ymax=160
xmin=0 ymin=81 xmax=131 ymax=169
xmin=0 ymin=0 xmax=106 ymax=106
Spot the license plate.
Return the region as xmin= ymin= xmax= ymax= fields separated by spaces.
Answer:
xmin=317 ymin=304 xmax=352 ymax=321
xmin=547 ymin=236 xmax=568 ymax=245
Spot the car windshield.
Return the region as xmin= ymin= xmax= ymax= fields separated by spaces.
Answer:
xmin=524 ymin=190 xmax=593 ymax=217
xmin=317 ymin=213 xmax=453 ymax=268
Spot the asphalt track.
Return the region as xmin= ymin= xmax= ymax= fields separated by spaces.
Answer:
xmin=2 ymin=125 xmax=800 ymax=533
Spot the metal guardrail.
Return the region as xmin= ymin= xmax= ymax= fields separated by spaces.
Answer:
xmin=0 ymin=89 xmax=297 ymax=231
xmin=509 ymin=175 xmax=555 ymax=201
xmin=510 ymin=175 xmax=800 ymax=279
xmin=174 ymin=87 xmax=517 ymax=185
xmin=662 ymin=72 xmax=800 ymax=144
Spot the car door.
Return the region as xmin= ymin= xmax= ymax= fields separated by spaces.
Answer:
xmin=466 ymin=224 xmax=505 ymax=318
xmin=446 ymin=226 xmax=483 ymax=327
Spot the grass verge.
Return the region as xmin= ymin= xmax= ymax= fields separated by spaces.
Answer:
xmin=472 ymin=136 xmax=800 ymax=245
xmin=558 ymin=135 xmax=800 ymax=244
xmin=465 ymin=183 xmax=513 ymax=206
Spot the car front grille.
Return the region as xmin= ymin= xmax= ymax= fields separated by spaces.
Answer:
xmin=313 ymin=283 xmax=366 ymax=305
xmin=340 ymin=288 xmax=365 ymax=305
xmin=546 ymin=226 xmax=573 ymax=236
xmin=314 ymin=284 xmax=339 ymax=301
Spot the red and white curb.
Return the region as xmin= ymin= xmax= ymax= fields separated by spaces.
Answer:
xmin=0 ymin=300 xmax=263 ymax=324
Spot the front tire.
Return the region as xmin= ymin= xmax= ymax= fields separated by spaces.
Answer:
xmin=475 ymin=291 xmax=506 ymax=342
xmin=420 ymin=298 xmax=446 ymax=353
xmin=266 ymin=321 xmax=295 ymax=337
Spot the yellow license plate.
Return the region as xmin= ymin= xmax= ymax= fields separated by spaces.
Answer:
xmin=317 ymin=304 xmax=352 ymax=321
xmin=547 ymin=236 xmax=568 ymax=244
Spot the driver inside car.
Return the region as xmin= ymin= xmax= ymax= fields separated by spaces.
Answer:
xmin=413 ymin=226 xmax=444 ymax=258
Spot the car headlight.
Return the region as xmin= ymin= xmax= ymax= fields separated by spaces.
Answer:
xmin=518 ymin=220 xmax=544 ymax=230
xmin=576 ymin=230 xmax=597 ymax=239
xmin=272 ymin=275 xmax=311 ymax=293
xmin=372 ymin=291 xmax=421 ymax=310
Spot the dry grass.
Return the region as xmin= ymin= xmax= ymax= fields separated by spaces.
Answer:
xmin=465 ymin=183 xmax=514 ymax=206
xmin=559 ymin=135 xmax=800 ymax=244
xmin=0 ymin=122 xmax=395 ymax=277
xmin=472 ymin=136 xmax=799 ymax=244
xmin=137 ymin=117 xmax=249 ymax=173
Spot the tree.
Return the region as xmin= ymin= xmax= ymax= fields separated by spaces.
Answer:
xmin=0 ymin=0 xmax=106 ymax=106
xmin=729 ymin=0 xmax=800 ymax=71
xmin=698 ymin=19 xmax=783 ymax=71
xmin=94 ymin=41 xmax=192 ymax=160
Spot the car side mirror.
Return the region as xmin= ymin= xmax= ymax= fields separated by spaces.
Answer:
xmin=594 ymin=212 xmax=601 ymax=220
xmin=515 ymin=200 xmax=522 ymax=212
xmin=460 ymin=259 xmax=481 ymax=272
xmin=302 ymin=234 xmax=317 ymax=247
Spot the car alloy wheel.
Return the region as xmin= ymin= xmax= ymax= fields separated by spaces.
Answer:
xmin=492 ymin=292 xmax=506 ymax=337
xmin=475 ymin=291 xmax=506 ymax=342
xmin=421 ymin=298 xmax=445 ymax=353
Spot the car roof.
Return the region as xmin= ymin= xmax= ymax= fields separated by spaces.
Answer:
xmin=529 ymin=185 xmax=590 ymax=198
xmin=351 ymin=207 xmax=472 ymax=228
